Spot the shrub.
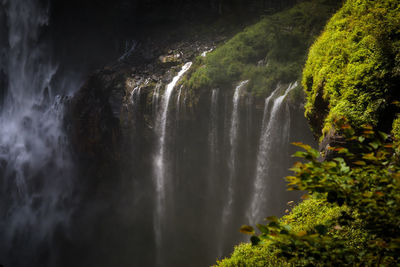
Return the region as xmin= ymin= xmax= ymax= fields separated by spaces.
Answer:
xmin=240 ymin=119 xmax=400 ymax=266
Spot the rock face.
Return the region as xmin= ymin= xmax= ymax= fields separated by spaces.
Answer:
xmin=68 ymin=69 xmax=124 ymax=185
xmin=64 ymin=30 xmax=314 ymax=265
xmin=67 ymin=37 xmax=217 ymax=181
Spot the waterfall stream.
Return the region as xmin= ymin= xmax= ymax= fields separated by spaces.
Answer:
xmin=247 ymin=82 xmax=298 ymax=224
xmin=208 ymin=88 xmax=219 ymax=189
xmin=0 ymin=0 xmax=75 ymax=265
xmin=152 ymin=81 xmax=162 ymax=116
xmin=222 ymin=80 xmax=249 ymax=224
xmin=153 ymin=62 xmax=192 ymax=252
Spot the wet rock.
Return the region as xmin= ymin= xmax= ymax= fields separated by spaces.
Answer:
xmin=159 ymin=54 xmax=182 ymax=64
xmin=319 ymin=129 xmax=346 ymax=161
xmin=65 ymin=33 xmax=224 ymax=189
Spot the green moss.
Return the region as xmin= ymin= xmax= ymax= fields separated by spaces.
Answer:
xmin=281 ymin=198 xmax=344 ymax=232
xmin=214 ymin=243 xmax=287 ymax=267
xmin=303 ymin=0 xmax=400 ymax=139
xmin=392 ymin=114 xmax=400 ymax=138
xmin=184 ymin=0 xmax=340 ymax=98
xmin=215 ymin=198 xmax=354 ymax=266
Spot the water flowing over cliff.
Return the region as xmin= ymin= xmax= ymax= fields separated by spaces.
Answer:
xmin=248 ymin=82 xmax=297 ymax=225
xmin=153 ymin=62 xmax=192 ymax=258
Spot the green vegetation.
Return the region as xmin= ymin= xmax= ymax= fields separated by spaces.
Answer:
xmin=303 ymin=0 xmax=400 ymax=139
xmin=184 ymin=0 xmax=340 ymax=98
xmin=217 ymin=0 xmax=400 ymax=265
xmin=215 ymin=198 xmax=348 ymax=267
xmin=218 ymin=120 xmax=400 ymax=266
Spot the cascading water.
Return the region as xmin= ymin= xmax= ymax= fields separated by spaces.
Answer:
xmin=0 ymin=0 xmax=75 ymax=265
xmin=152 ymin=81 xmax=162 ymax=116
xmin=176 ymin=85 xmax=183 ymax=115
xmin=246 ymin=94 xmax=254 ymax=138
xmin=222 ymin=80 xmax=249 ymax=224
xmin=247 ymin=82 xmax=298 ymax=225
xmin=208 ymin=88 xmax=219 ymax=190
xmin=153 ymin=62 xmax=192 ymax=253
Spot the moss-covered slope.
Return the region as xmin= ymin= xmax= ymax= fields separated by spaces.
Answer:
xmin=183 ymin=0 xmax=341 ymax=99
xmin=214 ymin=198 xmax=361 ymax=267
xmin=303 ymin=0 xmax=400 ymax=139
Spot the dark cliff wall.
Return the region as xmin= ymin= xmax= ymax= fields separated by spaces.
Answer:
xmin=47 ymin=0 xmax=304 ymax=74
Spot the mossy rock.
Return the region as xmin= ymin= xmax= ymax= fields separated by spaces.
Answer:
xmin=303 ymin=0 xmax=400 ymax=139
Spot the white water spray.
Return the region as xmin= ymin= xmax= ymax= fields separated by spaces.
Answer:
xmin=153 ymin=62 xmax=192 ymax=248
xmin=247 ymin=82 xmax=297 ymax=224
xmin=222 ymin=80 xmax=249 ymax=223
xmin=152 ymin=81 xmax=162 ymax=116
xmin=0 ymin=0 xmax=75 ymax=262
xmin=208 ymin=88 xmax=219 ymax=189
xmin=176 ymin=85 xmax=183 ymax=115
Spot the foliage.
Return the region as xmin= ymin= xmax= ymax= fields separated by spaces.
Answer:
xmin=214 ymin=242 xmax=287 ymax=267
xmin=393 ymin=115 xmax=400 ymax=139
xmin=237 ymin=119 xmax=400 ymax=266
xmin=303 ymin=0 xmax=400 ymax=139
xmin=215 ymin=197 xmax=361 ymax=266
xmin=184 ymin=0 xmax=341 ymax=98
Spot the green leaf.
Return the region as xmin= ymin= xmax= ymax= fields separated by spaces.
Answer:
xmin=280 ymin=229 xmax=289 ymax=235
xmin=369 ymin=141 xmax=379 ymax=150
xmin=240 ymin=225 xmax=255 ymax=235
xmin=292 ymin=142 xmax=312 ymax=151
xmin=293 ymin=151 xmax=307 ymax=158
xmin=378 ymin=132 xmax=388 ymax=140
xmin=268 ymin=221 xmax=279 ymax=228
xmin=266 ymin=216 xmax=278 ymax=222
xmin=256 ymin=224 xmax=269 ymax=234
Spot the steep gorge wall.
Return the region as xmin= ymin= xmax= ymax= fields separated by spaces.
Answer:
xmin=64 ymin=1 xmax=340 ymax=266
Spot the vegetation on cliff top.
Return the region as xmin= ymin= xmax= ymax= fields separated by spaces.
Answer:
xmin=303 ymin=0 xmax=400 ymax=139
xmin=183 ymin=0 xmax=341 ymax=98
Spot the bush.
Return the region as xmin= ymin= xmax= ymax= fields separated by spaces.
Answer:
xmin=216 ymin=198 xmax=352 ymax=266
xmin=239 ymin=119 xmax=400 ymax=266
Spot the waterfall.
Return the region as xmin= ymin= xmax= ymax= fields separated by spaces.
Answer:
xmin=131 ymin=86 xmax=141 ymax=105
xmin=201 ymin=48 xmax=213 ymax=57
xmin=176 ymin=85 xmax=183 ymax=116
xmin=0 ymin=0 xmax=75 ymax=264
xmin=246 ymin=94 xmax=254 ymax=138
xmin=222 ymin=80 xmax=249 ymax=224
xmin=208 ymin=88 xmax=219 ymax=192
xmin=153 ymin=62 xmax=192 ymax=251
xmin=247 ymin=82 xmax=298 ymax=225
xmin=152 ymin=81 xmax=162 ymax=117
